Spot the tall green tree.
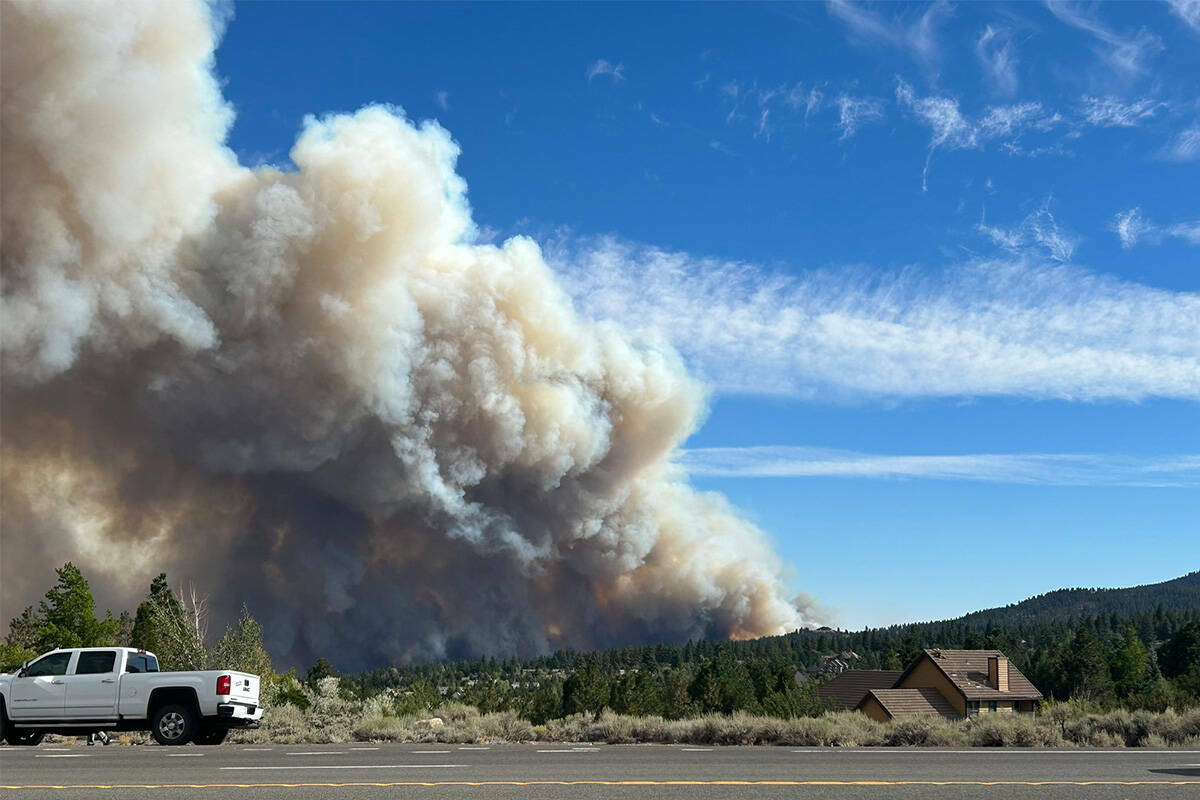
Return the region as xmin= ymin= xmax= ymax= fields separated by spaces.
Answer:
xmin=562 ymin=661 xmax=611 ymax=717
xmin=1059 ymin=623 xmax=1115 ymax=705
xmin=0 ymin=606 xmax=41 ymax=671
xmin=212 ymin=605 xmax=273 ymax=677
xmin=1109 ymin=625 xmax=1150 ymax=699
xmin=129 ymin=574 xmax=208 ymax=670
xmin=1158 ymin=622 xmax=1200 ymax=694
xmin=35 ymin=563 xmax=118 ymax=650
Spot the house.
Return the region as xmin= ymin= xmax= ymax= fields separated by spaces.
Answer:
xmin=818 ymin=649 xmax=1042 ymax=722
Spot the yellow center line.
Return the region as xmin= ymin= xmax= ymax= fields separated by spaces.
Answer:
xmin=1 ymin=781 xmax=1198 ymax=789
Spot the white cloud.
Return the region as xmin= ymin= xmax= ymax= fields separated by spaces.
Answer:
xmin=1045 ymin=1 xmax=1163 ymax=74
xmin=978 ymin=202 xmax=1079 ymax=262
xmin=827 ymin=0 xmax=950 ymax=64
xmin=1081 ymin=95 xmax=1163 ymax=127
xmin=896 ymin=79 xmax=977 ymax=150
xmin=786 ymin=84 xmax=824 ymax=119
xmin=976 ymin=25 xmax=1019 ymax=96
xmin=680 ymin=446 xmax=1200 ymax=488
xmin=1167 ymin=0 xmax=1200 ymax=35
xmin=1163 ymin=124 xmax=1200 ymax=161
xmin=1112 ymin=207 xmax=1200 ymax=248
xmin=435 ymin=90 xmax=450 ymax=111
xmin=834 ymin=94 xmax=885 ymax=140
xmin=586 ymin=59 xmax=625 ymax=83
xmin=551 ymin=235 xmax=1200 ymax=402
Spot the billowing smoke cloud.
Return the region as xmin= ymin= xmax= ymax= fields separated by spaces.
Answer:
xmin=0 ymin=0 xmax=808 ymax=668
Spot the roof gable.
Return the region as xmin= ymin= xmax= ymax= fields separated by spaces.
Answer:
xmin=912 ymin=649 xmax=1043 ymax=700
xmin=857 ymin=687 xmax=960 ymax=719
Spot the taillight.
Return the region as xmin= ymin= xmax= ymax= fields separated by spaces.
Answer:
xmin=216 ymin=675 xmax=231 ymax=695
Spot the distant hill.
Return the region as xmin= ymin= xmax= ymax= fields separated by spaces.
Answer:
xmin=350 ymin=569 xmax=1200 ymax=712
xmin=950 ymin=571 xmax=1200 ymax=629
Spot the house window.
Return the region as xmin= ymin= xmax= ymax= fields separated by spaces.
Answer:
xmin=988 ymin=701 xmax=997 ymax=713
xmin=967 ymin=701 xmax=980 ymax=716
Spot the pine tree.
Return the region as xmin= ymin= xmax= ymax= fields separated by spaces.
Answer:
xmin=212 ymin=605 xmax=273 ymax=677
xmin=36 ymin=563 xmax=117 ymax=649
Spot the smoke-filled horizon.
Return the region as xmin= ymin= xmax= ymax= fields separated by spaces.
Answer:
xmin=0 ymin=0 xmax=812 ymax=668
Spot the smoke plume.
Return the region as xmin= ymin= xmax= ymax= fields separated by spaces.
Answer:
xmin=0 ymin=0 xmax=808 ymax=667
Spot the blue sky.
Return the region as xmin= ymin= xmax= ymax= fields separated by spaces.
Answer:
xmin=214 ymin=1 xmax=1199 ymax=629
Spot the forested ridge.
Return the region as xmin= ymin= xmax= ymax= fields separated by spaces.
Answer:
xmin=4 ymin=565 xmax=1198 ymax=724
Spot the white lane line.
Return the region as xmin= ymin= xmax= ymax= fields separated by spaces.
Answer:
xmin=220 ymin=764 xmax=466 ymax=771
xmin=536 ymin=749 xmax=599 ymax=753
xmin=241 ymin=747 xmax=273 ymax=751
xmin=41 ymin=747 xmax=73 ymax=751
xmin=681 ymin=747 xmax=713 ymax=751
xmin=413 ymin=749 xmax=451 ymax=753
xmin=285 ymin=751 xmax=346 ymax=756
xmin=35 ymin=754 xmax=92 ymax=758
xmin=350 ymin=747 xmax=379 ymax=751
xmin=167 ymin=753 xmax=204 ymax=757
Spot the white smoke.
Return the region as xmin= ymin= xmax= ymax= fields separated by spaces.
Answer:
xmin=0 ymin=0 xmax=808 ymax=667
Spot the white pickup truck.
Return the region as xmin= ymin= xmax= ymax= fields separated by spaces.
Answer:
xmin=0 ymin=647 xmax=261 ymax=746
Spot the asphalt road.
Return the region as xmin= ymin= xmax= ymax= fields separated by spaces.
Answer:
xmin=2 ymin=742 xmax=1198 ymax=799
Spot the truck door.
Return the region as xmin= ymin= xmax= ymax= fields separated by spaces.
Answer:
xmin=63 ymin=650 xmax=120 ymax=718
xmin=8 ymin=651 xmax=73 ymax=719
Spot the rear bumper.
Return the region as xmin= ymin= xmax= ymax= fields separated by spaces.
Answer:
xmin=215 ymin=702 xmax=263 ymax=727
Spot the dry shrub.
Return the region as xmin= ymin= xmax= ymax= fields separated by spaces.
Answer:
xmin=473 ymin=711 xmax=534 ymax=742
xmin=1148 ymin=707 xmax=1200 ymax=745
xmin=353 ymin=714 xmax=415 ymax=742
xmin=884 ymin=716 xmax=965 ymax=747
xmin=435 ymin=701 xmax=480 ymax=723
xmin=968 ymin=715 xmax=1042 ymax=747
xmin=544 ymin=713 xmax=596 ymax=742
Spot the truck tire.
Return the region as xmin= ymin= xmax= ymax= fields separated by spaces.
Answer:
xmin=5 ymin=729 xmax=45 ymax=746
xmin=151 ymin=703 xmax=197 ymax=746
xmin=193 ymin=725 xmax=229 ymax=745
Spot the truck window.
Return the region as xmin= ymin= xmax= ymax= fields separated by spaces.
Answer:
xmin=75 ymin=650 xmax=117 ymax=674
xmin=25 ymin=652 xmax=72 ymax=677
xmin=125 ymin=654 xmax=159 ymax=673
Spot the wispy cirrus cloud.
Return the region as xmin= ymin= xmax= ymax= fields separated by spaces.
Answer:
xmin=1081 ymin=95 xmax=1164 ymax=127
xmin=586 ymin=59 xmax=625 ymax=83
xmin=679 ymin=446 xmax=1200 ymax=488
xmin=976 ymin=25 xmax=1020 ymax=96
xmin=827 ymin=0 xmax=951 ymax=65
xmin=895 ymin=79 xmax=1063 ymax=187
xmin=550 ymin=235 xmax=1200 ymax=402
xmin=1044 ymin=1 xmax=1163 ymax=75
xmin=1162 ymin=124 xmax=1200 ymax=162
xmin=834 ymin=94 xmax=885 ymax=140
xmin=1166 ymin=0 xmax=1200 ymax=35
xmin=978 ymin=201 xmax=1079 ymax=262
xmin=1112 ymin=208 xmax=1200 ymax=248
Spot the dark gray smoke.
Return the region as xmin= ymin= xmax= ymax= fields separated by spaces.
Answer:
xmin=0 ymin=0 xmax=812 ymax=668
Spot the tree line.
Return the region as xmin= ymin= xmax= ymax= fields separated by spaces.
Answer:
xmin=4 ymin=563 xmax=1198 ymax=723
xmin=0 ymin=563 xmax=271 ymax=681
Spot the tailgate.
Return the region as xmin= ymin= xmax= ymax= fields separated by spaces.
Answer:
xmin=226 ymin=672 xmax=260 ymax=705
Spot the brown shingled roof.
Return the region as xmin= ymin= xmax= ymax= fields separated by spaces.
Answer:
xmin=860 ymin=688 xmax=961 ymax=719
xmin=817 ymin=670 xmax=902 ymax=710
xmin=919 ymin=649 xmax=1043 ymax=700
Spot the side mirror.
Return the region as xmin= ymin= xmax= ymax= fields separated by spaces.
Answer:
xmin=17 ymin=663 xmax=29 ymax=678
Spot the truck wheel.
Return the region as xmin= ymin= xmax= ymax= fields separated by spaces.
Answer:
xmin=193 ymin=725 xmax=229 ymax=745
xmin=5 ymin=729 xmax=45 ymax=746
xmin=151 ymin=704 xmax=197 ymax=746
